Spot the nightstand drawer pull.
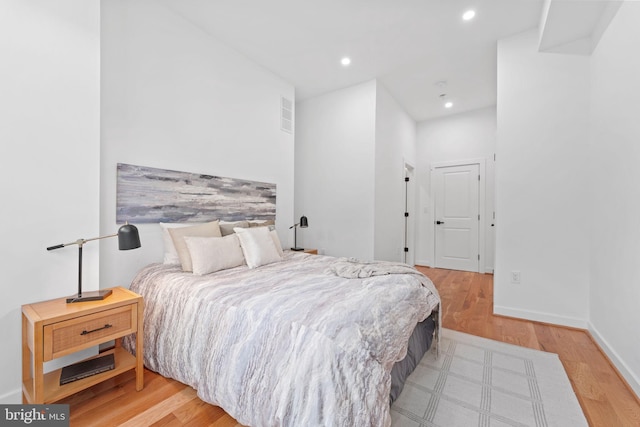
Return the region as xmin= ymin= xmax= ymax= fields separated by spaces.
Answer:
xmin=80 ymin=324 xmax=113 ymax=335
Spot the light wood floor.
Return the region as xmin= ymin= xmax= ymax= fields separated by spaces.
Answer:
xmin=62 ymin=268 xmax=640 ymax=426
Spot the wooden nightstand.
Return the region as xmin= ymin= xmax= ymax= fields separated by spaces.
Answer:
xmin=21 ymin=287 xmax=144 ymax=404
xmin=303 ymin=249 xmax=318 ymax=254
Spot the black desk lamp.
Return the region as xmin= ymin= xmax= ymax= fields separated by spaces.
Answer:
xmin=47 ymin=223 xmax=141 ymax=303
xmin=289 ymin=215 xmax=308 ymax=251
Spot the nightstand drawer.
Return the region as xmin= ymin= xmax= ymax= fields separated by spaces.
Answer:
xmin=43 ymin=304 xmax=137 ymax=361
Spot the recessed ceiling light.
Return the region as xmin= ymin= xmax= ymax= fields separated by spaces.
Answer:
xmin=462 ymin=10 xmax=476 ymax=21
xmin=341 ymin=57 xmax=351 ymax=66
xmin=445 ymin=101 xmax=453 ymax=109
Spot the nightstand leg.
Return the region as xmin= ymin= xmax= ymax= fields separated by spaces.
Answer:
xmin=21 ymin=313 xmax=30 ymax=403
xmin=33 ymin=362 xmax=44 ymax=403
xmin=22 ymin=312 xmax=44 ymax=403
xmin=33 ymin=326 xmax=44 ymax=403
xmin=135 ymin=301 xmax=144 ymax=391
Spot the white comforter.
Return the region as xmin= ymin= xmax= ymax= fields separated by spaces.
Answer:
xmin=126 ymin=253 xmax=439 ymax=427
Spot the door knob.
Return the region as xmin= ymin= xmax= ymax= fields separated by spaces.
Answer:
xmin=436 ymin=220 xmax=445 ymax=225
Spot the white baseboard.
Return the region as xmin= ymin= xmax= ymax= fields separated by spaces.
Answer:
xmin=0 ymin=388 xmax=22 ymax=404
xmin=493 ymin=305 xmax=588 ymax=329
xmin=588 ymin=322 xmax=640 ymax=399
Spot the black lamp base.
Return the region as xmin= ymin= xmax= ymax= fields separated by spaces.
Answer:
xmin=66 ymin=289 xmax=113 ymax=303
xmin=291 ymin=247 xmax=305 ymax=251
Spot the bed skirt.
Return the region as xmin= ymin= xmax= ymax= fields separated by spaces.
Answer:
xmin=390 ymin=314 xmax=436 ymax=403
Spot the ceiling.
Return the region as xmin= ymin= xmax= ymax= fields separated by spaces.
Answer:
xmin=159 ymin=0 xmax=548 ymax=122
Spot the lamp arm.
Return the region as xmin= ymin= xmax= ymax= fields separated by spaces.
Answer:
xmin=84 ymin=233 xmax=118 ymax=243
xmin=46 ymin=233 xmax=118 ymax=251
xmin=47 ymin=239 xmax=85 ymax=251
xmin=289 ymin=223 xmax=300 ymax=229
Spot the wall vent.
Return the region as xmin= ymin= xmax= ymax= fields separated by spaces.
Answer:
xmin=281 ymin=97 xmax=293 ymax=134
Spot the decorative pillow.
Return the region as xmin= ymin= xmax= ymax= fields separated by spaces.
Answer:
xmin=234 ymin=226 xmax=282 ymax=268
xmin=219 ymin=220 xmax=250 ymax=236
xmin=184 ymin=234 xmax=245 ymax=275
xmin=168 ymin=220 xmax=222 ymax=272
xmin=160 ymin=222 xmax=204 ymax=264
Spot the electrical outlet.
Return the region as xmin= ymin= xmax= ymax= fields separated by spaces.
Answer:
xmin=511 ymin=271 xmax=521 ymax=284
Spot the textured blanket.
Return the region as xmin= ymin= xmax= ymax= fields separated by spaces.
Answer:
xmin=125 ymin=253 xmax=439 ymax=427
xmin=326 ymin=257 xmax=440 ymax=298
xmin=326 ymin=257 xmax=421 ymax=278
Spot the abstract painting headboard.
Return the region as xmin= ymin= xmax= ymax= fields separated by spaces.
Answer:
xmin=116 ymin=163 xmax=276 ymax=224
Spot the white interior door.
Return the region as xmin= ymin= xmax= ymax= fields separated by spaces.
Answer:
xmin=433 ymin=164 xmax=480 ymax=272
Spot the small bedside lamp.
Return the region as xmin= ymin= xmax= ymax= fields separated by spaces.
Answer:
xmin=47 ymin=223 xmax=141 ymax=303
xmin=289 ymin=215 xmax=308 ymax=251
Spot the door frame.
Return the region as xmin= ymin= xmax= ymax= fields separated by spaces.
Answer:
xmin=430 ymin=158 xmax=486 ymax=273
xmin=403 ymin=160 xmax=416 ymax=266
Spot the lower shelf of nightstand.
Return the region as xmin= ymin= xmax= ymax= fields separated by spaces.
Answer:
xmin=23 ymin=347 xmax=137 ymax=404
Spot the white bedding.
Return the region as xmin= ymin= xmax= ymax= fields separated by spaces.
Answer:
xmin=125 ymin=252 xmax=439 ymax=426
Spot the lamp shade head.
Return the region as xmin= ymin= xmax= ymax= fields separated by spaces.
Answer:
xmin=118 ymin=223 xmax=141 ymax=250
xmin=299 ymin=216 xmax=308 ymax=228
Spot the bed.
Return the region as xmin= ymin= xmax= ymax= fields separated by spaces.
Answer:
xmin=124 ymin=230 xmax=440 ymax=426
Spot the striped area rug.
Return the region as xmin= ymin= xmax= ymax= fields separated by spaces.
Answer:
xmin=391 ymin=329 xmax=588 ymax=426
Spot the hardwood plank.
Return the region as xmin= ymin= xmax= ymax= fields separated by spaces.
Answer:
xmin=148 ymin=414 xmax=182 ymax=427
xmin=60 ymin=267 xmax=639 ymax=426
xmin=119 ymin=387 xmax=198 ymax=427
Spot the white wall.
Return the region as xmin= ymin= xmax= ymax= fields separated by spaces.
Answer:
xmin=100 ymin=0 xmax=295 ymax=287
xmin=295 ymin=80 xmax=418 ymax=262
xmin=0 ymin=0 xmax=101 ymax=402
xmin=295 ymin=81 xmax=377 ymax=259
xmin=495 ymin=30 xmax=591 ymax=328
xmin=588 ymin=1 xmax=640 ymax=397
xmin=415 ymin=107 xmax=496 ymax=270
xmin=374 ymin=83 xmax=417 ymax=263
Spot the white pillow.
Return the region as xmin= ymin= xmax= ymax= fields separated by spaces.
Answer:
xmin=184 ymin=235 xmax=245 ymax=275
xmin=160 ymin=222 xmax=204 ymax=264
xmin=168 ymin=221 xmax=222 ymax=272
xmin=234 ymin=226 xmax=282 ymax=268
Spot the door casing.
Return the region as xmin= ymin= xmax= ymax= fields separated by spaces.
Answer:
xmin=404 ymin=161 xmax=415 ymax=266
